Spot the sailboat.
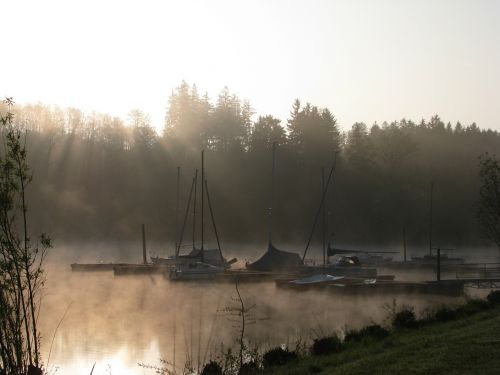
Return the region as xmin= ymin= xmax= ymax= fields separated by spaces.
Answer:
xmin=410 ymin=182 xmax=464 ymax=265
xmin=170 ymin=150 xmax=235 ymax=280
xmin=326 ymin=245 xmax=396 ymax=266
xmin=151 ymin=161 xmax=236 ymax=270
xmin=246 ymin=142 xmax=304 ymax=273
xmin=301 ymin=157 xmax=378 ymax=279
xmin=150 ymin=166 xmax=184 ymax=266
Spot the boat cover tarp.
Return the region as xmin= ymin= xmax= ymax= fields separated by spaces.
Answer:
xmin=290 ymin=274 xmax=344 ymax=285
xmin=246 ymin=243 xmax=303 ymax=272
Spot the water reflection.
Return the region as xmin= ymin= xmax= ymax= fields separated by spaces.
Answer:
xmin=39 ymin=262 xmax=465 ymax=374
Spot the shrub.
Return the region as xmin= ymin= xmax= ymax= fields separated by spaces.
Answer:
xmin=458 ymin=298 xmax=490 ymax=315
xmin=311 ymin=335 xmax=342 ymax=355
xmin=262 ymin=347 xmax=297 ymax=367
xmin=487 ymin=290 xmax=500 ymax=305
xmin=239 ymin=361 xmax=259 ymax=375
xmin=344 ymin=329 xmax=362 ymax=343
xmin=392 ymin=308 xmax=417 ymax=329
xmin=201 ymin=360 xmax=223 ymax=375
xmin=360 ymin=324 xmax=390 ymax=339
xmin=344 ymin=324 xmax=389 ymax=343
xmin=435 ymin=307 xmax=457 ymax=322
xmin=309 ymin=364 xmax=323 ymax=373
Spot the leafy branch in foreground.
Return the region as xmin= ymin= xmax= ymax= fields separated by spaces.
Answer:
xmin=0 ymin=97 xmax=51 ymax=374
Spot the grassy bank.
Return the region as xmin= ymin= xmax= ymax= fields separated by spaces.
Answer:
xmin=262 ymin=301 xmax=500 ymax=375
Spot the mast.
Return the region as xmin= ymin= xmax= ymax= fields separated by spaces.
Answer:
xmin=429 ymin=181 xmax=434 ymax=256
xmin=302 ymin=153 xmax=338 ymax=262
xmin=403 ymin=227 xmax=407 ymax=262
xmin=201 ymin=150 xmax=205 ymax=263
xmin=205 ymin=179 xmax=224 ymax=264
xmin=322 ymin=167 xmax=326 ymax=267
xmin=192 ymin=169 xmax=198 ymax=250
xmin=176 ymin=174 xmax=196 ymax=258
xmin=142 ymin=224 xmax=147 ymax=264
xmin=268 ymin=142 xmax=276 ymax=247
xmin=175 ymin=166 xmax=180 ymax=253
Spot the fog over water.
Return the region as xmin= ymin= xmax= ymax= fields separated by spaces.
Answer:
xmin=36 ymin=243 xmax=499 ymax=374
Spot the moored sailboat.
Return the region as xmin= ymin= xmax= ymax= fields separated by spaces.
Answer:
xmin=246 ymin=142 xmax=304 ymax=273
xmin=169 ymin=150 xmax=234 ymax=280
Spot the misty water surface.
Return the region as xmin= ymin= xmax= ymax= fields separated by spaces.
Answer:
xmin=38 ymin=244 xmax=494 ymax=374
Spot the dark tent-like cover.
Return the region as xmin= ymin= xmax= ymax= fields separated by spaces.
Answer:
xmin=246 ymin=243 xmax=303 ymax=272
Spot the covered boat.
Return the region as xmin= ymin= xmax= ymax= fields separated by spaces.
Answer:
xmin=289 ymin=274 xmax=344 ymax=285
xmin=246 ymin=243 xmax=303 ymax=272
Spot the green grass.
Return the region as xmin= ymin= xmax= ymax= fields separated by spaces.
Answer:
xmin=262 ymin=306 xmax=500 ymax=375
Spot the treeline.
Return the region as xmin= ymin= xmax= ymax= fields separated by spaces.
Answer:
xmin=2 ymin=82 xmax=499 ymax=252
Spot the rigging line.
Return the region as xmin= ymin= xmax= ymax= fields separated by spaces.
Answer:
xmin=201 ymin=150 xmax=205 ymax=263
xmin=192 ymin=169 xmax=198 ymax=249
xmin=174 ymin=166 xmax=180 ymax=252
xmin=302 ymin=153 xmax=338 ymax=261
xmin=205 ymin=178 xmax=224 ymax=263
xmin=176 ymin=173 xmax=196 ymax=258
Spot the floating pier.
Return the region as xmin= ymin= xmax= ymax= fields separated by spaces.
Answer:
xmin=276 ymin=279 xmax=464 ymax=296
xmin=70 ymin=261 xmax=169 ymax=274
xmin=113 ymin=264 xmax=172 ymax=276
xmin=71 ymin=263 xmax=129 ymax=272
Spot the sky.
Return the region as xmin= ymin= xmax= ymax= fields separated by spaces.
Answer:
xmin=2 ymin=0 xmax=500 ymax=132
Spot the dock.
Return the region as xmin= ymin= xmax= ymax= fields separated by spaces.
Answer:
xmin=276 ymin=279 xmax=465 ymax=296
xmin=71 ymin=263 xmax=129 ymax=272
xmin=113 ymin=264 xmax=172 ymax=276
xmin=70 ymin=262 xmax=172 ymax=275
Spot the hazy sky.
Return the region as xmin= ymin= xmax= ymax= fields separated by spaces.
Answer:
xmin=2 ymin=0 xmax=499 ymax=132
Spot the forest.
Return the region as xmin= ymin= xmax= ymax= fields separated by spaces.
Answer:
xmin=2 ymin=81 xmax=499 ymax=252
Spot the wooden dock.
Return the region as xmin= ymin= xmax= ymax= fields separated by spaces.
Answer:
xmin=113 ymin=264 xmax=172 ymax=276
xmin=276 ymin=279 xmax=465 ymax=296
xmin=70 ymin=262 xmax=172 ymax=275
xmin=71 ymin=263 xmax=129 ymax=272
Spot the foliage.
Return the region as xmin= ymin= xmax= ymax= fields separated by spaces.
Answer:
xmin=4 ymin=82 xmax=500 ymax=247
xmin=220 ymin=278 xmax=257 ymax=369
xmin=456 ymin=298 xmax=491 ymax=316
xmin=254 ymin=301 xmax=500 ymax=375
xmin=487 ymin=290 xmax=500 ymax=305
xmin=0 ymin=98 xmax=51 ymax=373
xmin=200 ymin=360 xmax=223 ymax=375
xmin=262 ymin=347 xmax=297 ymax=368
xmin=392 ymin=308 xmax=417 ymax=329
xmin=310 ymin=336 xmax=342 ymax=356
xmin=344 ymin=324 xmax=389 ymax=343
xmin=238 ymin=361 xmax=259 ymax=375
xmin=434 ymin=307 xmax=457 ymax=322
xmin=477 ymin=153 xmax=500 ymax=250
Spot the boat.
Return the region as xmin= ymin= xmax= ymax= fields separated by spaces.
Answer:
xmin=327 ymin=245 xmax=395 ymax=266
xmin=410 ymin=253 xmax=464 ymax=265
xmin=299 ymin=161 xmax=380 ymax=279
xmin=307 ymin=254 xmax=378 ymax=278
xmin=276 ymin=273 xmax=376 ymax=290
xmin=246 ymin=142 xmax=304 ymax=273
xmin=246 ymin=243 xmax=303 ymax=272
xmin=169 ymin=261 xmax=225 ymax=281
xmin=169 ymin=150 xmax=232 ymax=280
xmin=288 ymin=273 xmax=344 ymax=285
xmin=151 ymin=248 xmax=236 ymax=268
xmin=408 ymin=182 xmax=464 ymax=267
